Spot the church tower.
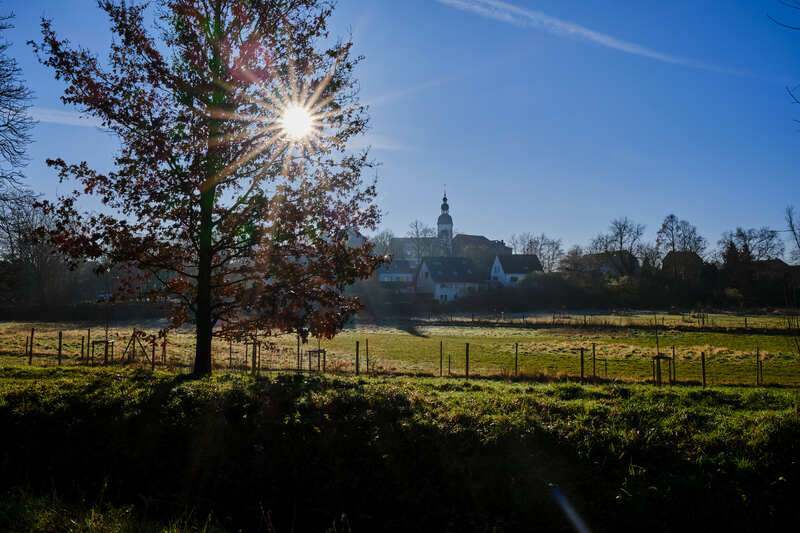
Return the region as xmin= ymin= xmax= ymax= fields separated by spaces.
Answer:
xmin=437 ymin=189 xmax=453 ymax=254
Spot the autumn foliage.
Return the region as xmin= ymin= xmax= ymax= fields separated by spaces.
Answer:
xmin=31 ymin=0 xmax=383 ymax=375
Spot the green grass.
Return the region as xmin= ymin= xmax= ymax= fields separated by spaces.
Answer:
xmin=2 ymin=319 xmax=799 ymax=386
xmin=1 ymin=367 xmax=799 ymax=531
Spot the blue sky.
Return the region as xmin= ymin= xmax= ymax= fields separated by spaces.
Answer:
xmin=5 ymin=0 xmax=800 ymax=253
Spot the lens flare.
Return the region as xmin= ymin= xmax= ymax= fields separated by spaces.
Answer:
xmin=281 ymin=104 xmax=314 ymax=140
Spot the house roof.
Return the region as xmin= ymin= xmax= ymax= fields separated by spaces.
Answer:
xmin=496 ymin=254 xmax=542 ymax=274
xmin=453 ymin=234 xmax=511 ymax=250
xmin=377 ymin=259 xmax=415 ymax=275
xmin=421 ymin=257 xmax=482 ymax=283
xmin=582 ymin=251 xmax=640 ymax=275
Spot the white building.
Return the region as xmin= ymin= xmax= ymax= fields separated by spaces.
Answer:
xmin=416 ymin=257 xmax=481 ymax=302
xmin=490 ymin=255 xmax=543 ymax=286
xmin=376 ymin=260 xmax=415 ymax=283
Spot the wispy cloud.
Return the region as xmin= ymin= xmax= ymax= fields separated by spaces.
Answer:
xmin=30 ymin=107 xmax=102 ymax=128
xmin=437 ymin=0 xmax=745 ymax=75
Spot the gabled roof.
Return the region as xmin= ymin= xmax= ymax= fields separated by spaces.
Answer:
xmin=496 ymin=254 xmax=542 ymax=274
xmin=377 ymin=259 xmax=415 ymax=275
xmin=421 ymin=257 xmax=482 ymax=283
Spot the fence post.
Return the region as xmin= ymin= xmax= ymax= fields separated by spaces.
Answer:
xmin=81 ymin=336 xmax=85 ymax=360
xmin=701 ymin=352 xmax=706 ymax=388
xmin=151 ymin=339 xmax=156 ymax=371
xmin=514 ymin=342 xmax=518 ymax=376
xmin=58 ymin=331 xmax=63 ymax=366
xmin=28 ymin=328 xmax=34 ymax=365
xmin=465 ymin=343 xmax=469 ymax=379
xmin=592 ymin=343 xmax=596 ymax=378
xmin=672 ymin=346 xmax=676 ymax=384
xmin=355 ymin=340 xmax=360 ymax=376
xmin=252 ymin=340 xmax=257 ymax=374
xmin=756 ymin=347 xmax=760 ymax=386
xmin=104 ymin=339 xmax=109 ymax=365
xmin=580 ymin=347 xmax=584 ymax=381
xmin=366 ymin=339 xmax=369 ymax=374
xmin=440 ymin=341 xmax=443 ymax=377
xmin=162 ymin=338 xmax=167 ymax=365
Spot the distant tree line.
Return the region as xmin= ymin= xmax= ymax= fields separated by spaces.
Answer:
xmin=368 ymin=209 xmax=799 ymax=312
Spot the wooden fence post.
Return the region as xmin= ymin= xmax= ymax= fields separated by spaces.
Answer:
xmin=252 ymin=340 xmax=257 ymax=374
xmin=58 ymin=331 xmax=63 ymax=366
xmin=104 ymin=339 xmax=109 ymax=365
xmin=162 ymin=338 xmax=167 ymax=365
xmin=756 ymin=347 xmax=760 ymax=386
xmin=81 ymin=336 xmax=85 ymax=360
xmin=151 ymin=339 xmax=156 ymax=371
xmin=514 ymin=342 xmax=518 ymax=376
xmin=672 ymin=346 xmax=676 ymax=384
xmin=355 ymin=340 xmax=360 ymax=376
xmin=28 ymin=328 xmax=34 ymax=365
xmin=465 ymin=343 xmax=469 ymax=379
xmin=592 ymin=343 xmax=596 ymax=378
xmin=580 ymin=347 xmax=584 ymax=381
xmin=701 ymin=352 xmax=706 ymax=388
xmin=440 ymin=341 xmax=443 ymax=377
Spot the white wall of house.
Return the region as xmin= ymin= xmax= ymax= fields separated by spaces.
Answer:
xmin=416 ymin=262 xmax=435 ymax=293
xmin=490 ymin=257 xmax=528 ymax=286
xmin=378 ymin=272 xmax=414 ymax=283
xmin=433 ymin=282 xmax=479 ymax=302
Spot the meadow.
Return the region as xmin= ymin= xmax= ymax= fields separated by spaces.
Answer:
xmin=1 ymin=367 xmax=798 ymax=531
xmin=2 ymin=314 xmax=799 ymax=386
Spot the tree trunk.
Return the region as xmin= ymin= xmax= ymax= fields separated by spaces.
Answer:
xmin=194 ymin=185 xmax=215 ymax=376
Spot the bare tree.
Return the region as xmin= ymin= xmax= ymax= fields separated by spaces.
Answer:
xmin=656 ymin=214 xmax=707 ymax=258
xmin=609 ymin=217 xmax=645 ymax=254
xmin=719 ymin=227 xmax=785 ymax=261
xmin=0 ymin=13 xmax=33 ymax=200
xmin=407 ymin=220 xmax=436 ymax=262
xmin=676 ymin=219 xmax=707 ymax=255
xmin=370 ymin=229 xmax=395 ymax=257
xmin=636 ymin=241 xmax=661 ymax=270
xmin=656 ymin=214 xmax=680 ymax=254
xmin=510 ymin=232 xmax=564 ymax=271
xmin=559 ymin=245 xmax=584 ymax=272
xmin=588 ymin=233 xmax=613 ymax=254
xmin=787 ymin=206 xmax=800 ymax=263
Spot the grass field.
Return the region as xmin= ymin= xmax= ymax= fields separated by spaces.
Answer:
xmin=1 ymin=367 xmax=798 ymax=531
xmin=2 ymin=316 xmax=799 ymax=387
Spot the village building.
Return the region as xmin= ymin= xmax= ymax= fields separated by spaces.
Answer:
xmin=580 ymin=251 xmax=640 ymax=277
xmin=374 ymin=259 xmax=416 ymax=294
xmin=389 ymin=192 xmax=511 ymax=269
xmin=415 ymin=257 xmax=482 ymax=302
xmin=662 ymin=251 xmax=704 ymax=281
xmin=490 ymin=255 xmax=543 ymax=286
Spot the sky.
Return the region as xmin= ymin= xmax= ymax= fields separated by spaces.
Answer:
xmin=4 ymin=0 xmax=800 ymax=254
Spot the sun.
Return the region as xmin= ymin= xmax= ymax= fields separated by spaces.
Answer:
xmin=280 ymin=104 xmax=314 ymax=140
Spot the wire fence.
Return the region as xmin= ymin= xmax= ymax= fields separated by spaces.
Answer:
xmin=5 ymin=326 xmax=800 ymax=387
